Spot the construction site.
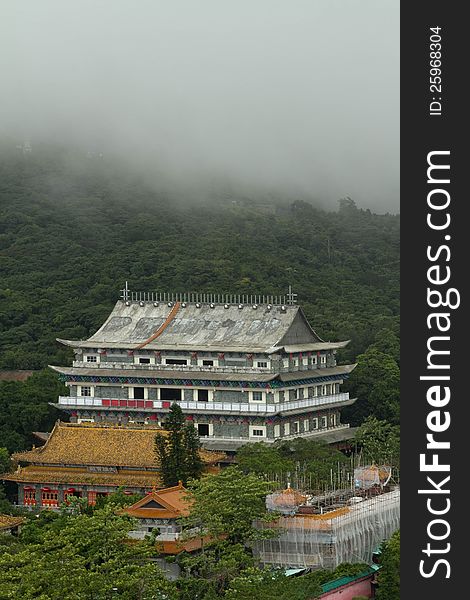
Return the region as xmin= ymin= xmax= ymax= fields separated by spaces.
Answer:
xmin=253 ymin=465 xmax=400 ymax=570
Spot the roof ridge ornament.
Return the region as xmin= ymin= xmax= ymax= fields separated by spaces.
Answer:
xmin=119 ymin=287 xmax=298 ymax=306
xmin=287 ymin=285 xmax=298 ymax=305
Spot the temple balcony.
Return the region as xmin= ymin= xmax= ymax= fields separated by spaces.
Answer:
xmin=56 ymin=392 xmax=352 ymax=415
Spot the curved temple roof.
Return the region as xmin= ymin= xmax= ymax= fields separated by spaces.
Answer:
xmin=12 ymin=422 xmax=223 ymax=468
xmin=57 ymin=300 xmax=349 ymax=354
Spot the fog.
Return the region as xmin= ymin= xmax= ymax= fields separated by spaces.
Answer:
xmin=0 ymin=0 xmax=399 ymax=212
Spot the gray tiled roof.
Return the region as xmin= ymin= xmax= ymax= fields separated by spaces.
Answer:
xmin=57 ymin=300 xmax=348 ymax=353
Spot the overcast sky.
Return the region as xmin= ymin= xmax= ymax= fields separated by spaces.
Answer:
xmin=0 ymin=0 xmax=399 ymax=212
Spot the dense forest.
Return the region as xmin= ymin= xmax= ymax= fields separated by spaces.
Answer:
xmin=0 ymin=143 xmax=399 ymax=451
xmin=0 ymin=143 xmax=400 ymax=598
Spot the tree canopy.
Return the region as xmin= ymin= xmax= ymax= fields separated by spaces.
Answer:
xmin=0 ymin=503 xmax=178 ymax=599
xmin=183 ymin=466 xmax=275 ymax=544
xmin=237 ymin=438 xmax=349 ymax=490
xmin=376 ymin=530 xmax=400 ymax=600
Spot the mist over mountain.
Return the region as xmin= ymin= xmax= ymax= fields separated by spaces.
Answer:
xmin=0 ymin=144 xmax=399 ymax=371
xmin=1 ymin=0 xmax=399 ymax=213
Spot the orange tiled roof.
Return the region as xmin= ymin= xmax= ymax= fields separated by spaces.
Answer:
xmin=121 ymin=482 xmax=192 ymax=519
xmin=13 ymin=422 xmax=224 ymax=469
xmin=271 ymin=486 xmax=307 ymax=507
xmin=0 ymin=515 xmax=26 ymax=530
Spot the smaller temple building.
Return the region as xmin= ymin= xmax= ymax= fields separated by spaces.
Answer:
xmin=121 ymin=482 xmax=208 ymax=554
xmin=0 ymin=515 xmax=25 ymax=536
xmin=4 ymin=421 xmax=222 ymax=509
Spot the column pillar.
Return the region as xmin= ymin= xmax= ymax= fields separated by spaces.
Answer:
xmin=18 ymin=485 xmax=25 ymax=507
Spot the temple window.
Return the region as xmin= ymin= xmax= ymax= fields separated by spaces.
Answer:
xmin=138 ymin=357 xmax=151 ymax=364
xmin=23 ymin=488 xmax=36 ymax=505
xmin=284 ymin=423 xmax=290 ymax=435
xmin=312 ymin=418 xmax=318 ymax=429
xmin=250 ymin=426 xmax=266 ymax=437
xmin=256 ymin=361 xmax=268 ymax=368
xmin=197 ymin=423 xmax=211 ymax=437
xmin=41 ymin=489 xmax=58 ymax=506
xmin=79 ymin=386 xmax=92 ymax=397
xmin=293 ymin=421 xmax=300 ymax=434
xmin=160 ymin=388 xmax=182 ymax=402
xmin=132 ymin=387 xmax=145 ymax=400
xmin=304 ymin=419 xmax=310 ymax=431
xmin=85 ymin=355 xmax=98 ymax=363
xmin=250 ymin=391 xmax=264 ymax=403
xmin=196 ymin=389 xmax=209 ymax=402
xmin=321 ymin=416 xmax=328 ymax=428
xmin=164 ymin=358 xmax=188 ymax=366
xmin=202 ymin=359 xmax=214 ymax=366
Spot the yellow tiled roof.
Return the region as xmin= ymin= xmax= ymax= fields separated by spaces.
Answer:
xmin=0 ymin=515 xmax=25 ymax=530
xmin=13 ymin=422 xmax=224 ymax=469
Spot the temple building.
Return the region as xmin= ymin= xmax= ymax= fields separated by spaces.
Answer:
xmin=51 ymin=289 xmax=357 ymax=451
xmin=120 ymin=482 xmax=211 ymax=554
xmin=4 ymin=421 xmax=222 ymax=509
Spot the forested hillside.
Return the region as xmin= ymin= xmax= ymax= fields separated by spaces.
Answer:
xmin=0 ymin=144 xmax=399 ymax=450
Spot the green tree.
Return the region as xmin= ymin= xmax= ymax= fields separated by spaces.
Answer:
xmin=177 ymin=541 xmax=255 ymax=600
xmin=354 ymin=416 xmax=400 ymax=469
xmin=237 ymin=442 xmax=293 ymax=476
xmin=225 ymin=567 xmax=322 ymax=600
xmin=183 ymin=466 xmax=275 ymax=544
xmin=183 ymin=421 xmax=204 ymax=482
xmin=225 ymin=562 xmax=370 ymax=600
xmin=345 ymin=347 xmax=400 ymax=425
xmin=0 ymin=447 xmax=11 ymax=474
xmin=0 ymin=503 xmax=177 ymax=599
xmin=155 ymin=403 xmax=203 ymax=486
xmin=376 ymin=530 xmax=400 ymax=600
xmin=237 ymin=438 xmax=349 ymax=491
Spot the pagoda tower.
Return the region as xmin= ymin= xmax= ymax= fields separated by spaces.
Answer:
xmin=51 ymin=289 xmax=357 ymax=451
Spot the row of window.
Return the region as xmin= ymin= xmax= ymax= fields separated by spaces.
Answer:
xmin=83 ymin=354 xmax=331 ymax=368
xmin=84 ymin=355 xmax=270 ymax=368
xmin=195 ymin=415 xmax=338 ymax=440
xmin=23 ymin=489 xmax=111 ymax=506
xmin=76 ymin=385 xmax=341 ymax=401
xmin=274 ymin=414 xmax=337 ymax=437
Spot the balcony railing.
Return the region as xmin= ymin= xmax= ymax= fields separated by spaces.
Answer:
xmin=57 ymin=392 xmax=351 ymax=415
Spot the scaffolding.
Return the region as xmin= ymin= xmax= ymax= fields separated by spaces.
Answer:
xmin=254 ymin=471 xmax=400 ymax=570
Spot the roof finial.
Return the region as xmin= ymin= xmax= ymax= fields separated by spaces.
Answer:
xmin=287 ymin=285 xmax=297 ymax=305
xmin=121 ymin=281 xmax=130 ymax=302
